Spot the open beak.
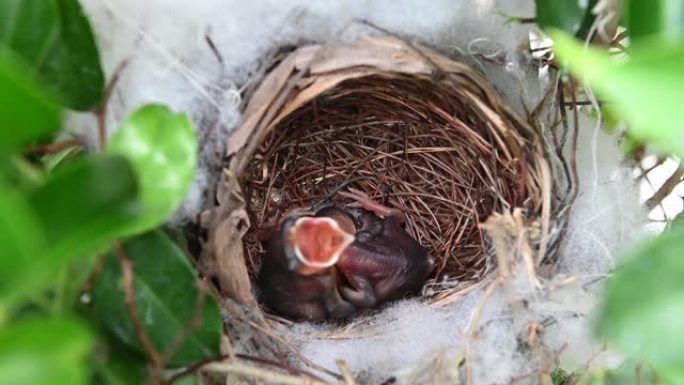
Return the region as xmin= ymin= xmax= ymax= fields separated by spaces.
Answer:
xmin=287 ymin=216 xmax=355 ymax=274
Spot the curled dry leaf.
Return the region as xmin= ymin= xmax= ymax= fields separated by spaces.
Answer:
xmin=201 ymin=170 xmax=256 ymax=307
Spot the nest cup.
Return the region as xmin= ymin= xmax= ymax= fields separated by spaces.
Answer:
xmin=204 ymin=37 xmax=552 ymax=315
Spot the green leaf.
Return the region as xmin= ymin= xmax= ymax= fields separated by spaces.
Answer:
xmin=108 ymin=105 xmax=198 ymax=236
xmin=27 ymin=154 xmax=140 ymax=263
xmin=551 ymin=31 xmax=684 ymax=159
xmin=596 ymin=221 xmax=684 ymax=373
xmin=535 ymin=0 xmax=595 ymax=37
xmin=2 ymin=154 xmax=142 ymax=307
xmin=0 ymin=0 xmax=105 ymax=110
xmin=0 ymin=182 xmax=45 ymax=314
xmin=625 ymin=0 xmax=684 ymax=42
xmin=39 ymin=0 xmax=105 ymax=110
xmin=90 ymin=230 xmax=221 ymax=367
xmin=0 ymin=51 xmax=61 ymax=156
xmin=0 ymin=317 xmax=93 ymax=385
xmin=92 ymin=333 xmax=147 ymax=385
xmin=0 ymin=0 xmax=60 ymax=65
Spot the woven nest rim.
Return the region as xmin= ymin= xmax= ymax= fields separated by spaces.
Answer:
xmin=201 ymin=36 xmax=560 ymax=311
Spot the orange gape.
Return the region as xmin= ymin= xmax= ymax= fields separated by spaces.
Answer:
xmin=290 ymin=218 xmax=350 ymax=265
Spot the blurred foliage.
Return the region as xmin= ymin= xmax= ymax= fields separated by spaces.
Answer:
xmin=596 ymin=221 xmax=684 ymax=379
xmin=543 ymin=0 xmax=684 ymax=384
xmin=551 ymin=32 xmax=684 ymax=160
xmin=0 ymin=1 xmax=217 ymax=384
xmin=108 ymin=105 xmax=198 ymax=236
xmin=0 ymin=51 xmax=60 ymax=157
xmin=0 ymin=317 xmax=93 ymax=385
xmin=534 ymin=0 xmax=597 ymax=39
xmin=582 ymin=360 xmax=661 ymax=385
xmin=624 ymin=0 xmax=684 ymax=42
xmin=0 ymin=0 xmax=104 ymax=110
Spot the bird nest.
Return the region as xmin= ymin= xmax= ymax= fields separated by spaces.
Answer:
xmin=200 ymin=37 xmax=557 ymax=312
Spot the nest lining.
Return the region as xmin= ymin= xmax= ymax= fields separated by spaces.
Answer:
xmin=241 ymin=72 xmax=544 ymax=284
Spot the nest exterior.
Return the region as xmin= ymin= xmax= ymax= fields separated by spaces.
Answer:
xmin=198 ymin=37 xmax=556 ymax=312
xmin=238 ymin=44 xmax=547 ymax=290
xmin=193 ymin=36 xmax=567 ymax=383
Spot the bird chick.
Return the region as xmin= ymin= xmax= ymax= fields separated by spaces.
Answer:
xmin=258 ymin=189 xmax=434 ymax=321
xmin=333 ymin=189 xmax=435 ymax=309
xmin=257 ymin=214 xmax=357 ymax=321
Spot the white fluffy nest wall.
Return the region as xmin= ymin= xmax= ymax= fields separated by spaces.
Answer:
xmin=77 ymin=1 xmax=646 ymax=384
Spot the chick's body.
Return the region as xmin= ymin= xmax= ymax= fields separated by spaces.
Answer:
xmin=257 ymin=216 xmax=355 ymax=321
xmin=257 ymin=196 xmax=433 ymax=321
xmin=319 ymin=206 xmax=434 ymax=308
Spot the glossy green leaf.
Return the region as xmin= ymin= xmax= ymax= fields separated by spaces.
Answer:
xmin=0 ymin=51 xmax=61 ymax=156
xmin=0 ymin=182 xmax=45 ymax=313
xmin=39 ymin=0 xmax=105 ymax=110
xmin=93 ymin=333 xmax=147 ymax=385
xmin=17 ymin=154 xmax=140 ymax=301
xmin=90 ymin=230 xmax=221 ymax=367
xmin=535 ymin=0 xmax=595 ymax=37
xmin=596 ymin=221 xmax=684 ymax=373
xmin=551 ymin=31 xmax=684 ymax=159
xmin=0 ymin=0 xmax=105 ymax=110
xmin=0 ymin=317 xmax=93 ymax=385
xmin=625 ymin=0 xmax=684 ymax=42
xmin=0 ymin=0 xmax=60 ymax=65
xmin=108 ymin=105 xmax=198 ymax=236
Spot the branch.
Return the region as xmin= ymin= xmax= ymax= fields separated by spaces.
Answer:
xmin=25 ymin=139 xmax=83 ymax=155
xmin=203 ymin=361 xmax=331 ymax=385
xmin=96 ymin=60 xmax=129 ymax=151
xmin=113 ymin=242 xmax=163 ymax=377
xmin=645 ymin=167 xmax=684 ymax=212
xmin=168 ymin=354 xmax=329 ymax=384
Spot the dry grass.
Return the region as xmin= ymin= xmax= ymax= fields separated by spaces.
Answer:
xmin=242 ymin=73 xmax=545 ymax=283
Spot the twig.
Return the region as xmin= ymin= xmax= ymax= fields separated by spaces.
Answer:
xmin=113 ymin=242 xmax=163 ymax=379
xmin=638 ymin=158 xmax=666 ymax=180
xmin=336 ymin=360 xmax=358 ymax=385
xmin=96 ymin=60 xmax=129 ymax=151
xmin=563 ymin=100 xmax=606 ymax=107
xmin=644 ymin=167 xmax=684 ymax=212
xmin=78 ymin=254 xmax=108 ymax=295
xmin=204 ymin=33 xmax=224 ymax=65
xmin=25 ymin=139 xmax=83 ymax=155
xmin=202 ymin=361 xmax=331 ymax=385
xmin=168 ymin=354 xmax=328 ymax=384
xmin=537 ymin=156 xmax=552 ymax=265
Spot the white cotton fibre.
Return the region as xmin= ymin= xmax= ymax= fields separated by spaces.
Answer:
xmin=556 ymin=113 xmax=646 ymax=280
xmin=78 ymin=1 xmax=648 ymax=383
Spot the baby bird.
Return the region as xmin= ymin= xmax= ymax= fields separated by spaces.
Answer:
xmin=333 ymin=189 xmax=435 ymax=309
xmin=257 ymin=189 xmax=434 ymax=320
xmin=257 ymin=212 xmax=357 ymax=321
